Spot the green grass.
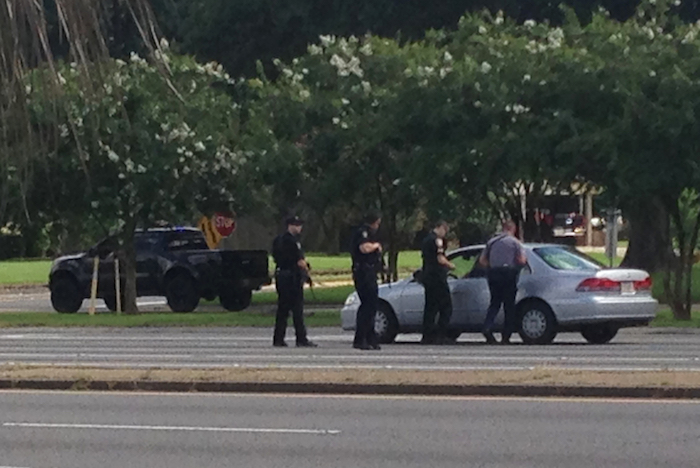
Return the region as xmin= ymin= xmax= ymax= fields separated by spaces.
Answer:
xmin=0 ymin=260 xmax=52 ymax=285
xmin=651 ymin=309 xmax=700 ymax=328
xmin=0 ymin=310 xmax=341 ymax=328
xmin=252 ymin=285 xmax=355 ymax=305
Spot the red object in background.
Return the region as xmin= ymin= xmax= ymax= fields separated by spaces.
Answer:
xmin=213 ymin=213 xmax=236 ymax=237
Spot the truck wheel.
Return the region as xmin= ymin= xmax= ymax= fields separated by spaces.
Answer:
xmin=165 ymin=275 xmax=200 ymax=313
xmin=220 ymin=289 xmax=252 ymax=312
xmin=581 ymin=324 xmax=619 ymax=344
xmin=50 ymin=277 xmax=82 ymax=313
xmin=103 ymin=295 xmax=125 ymax=313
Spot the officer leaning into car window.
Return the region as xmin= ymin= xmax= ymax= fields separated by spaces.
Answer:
xmin=272 ymin=216 xmax=317 ymax=348
xmin=478 ymin=220 xmax=528 ymax=345
xmin=421 ymin=220 xmax=457 ymax=345
xmin=351 ymin=212 xmax=383 ymax=351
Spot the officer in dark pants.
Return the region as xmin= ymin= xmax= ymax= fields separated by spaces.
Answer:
xmin=272 ymin=216 xmax=317 ymax=348
xmin=479 ymin=220 xmax=528 ymax=345
xmin=351 ymin=212 xmax=383 ymax=351
xmin=421 ymin=220 xmax=456 ymax=345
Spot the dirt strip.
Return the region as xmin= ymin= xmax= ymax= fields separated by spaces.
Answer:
xmin=1 ymin=365 xmax=700 ymax=388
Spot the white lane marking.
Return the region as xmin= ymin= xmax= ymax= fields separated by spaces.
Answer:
xmin=2 ymin=422 xmax=340 ymax=435
xmin=5 ymin=361 xmax=700 ymax=372
xmin=0 ymin=352 xmax=698 ymax=365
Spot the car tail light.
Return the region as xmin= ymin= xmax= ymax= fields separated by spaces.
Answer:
xmin=576 ymin=278 xmax=621 ymax=292
xmin=634 ymin=277 xmax=653 ymax=291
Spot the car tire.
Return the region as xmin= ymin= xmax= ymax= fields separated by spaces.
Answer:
xmin=220 ymin=289 xmax=252 ymax=312
xmin=581 ymin=324 xmax=618 ymax=344
xmin=50 ymin=277 xmax=83 ymax=313
xmin=446 ymin=330 xmax=462 ymax=341
xmin=165 ymin=275 xmax=200 ymax=313
xmin=518 ymin=301 xmax=557 ymax=345
xmin=375 ymin=302 xmax=399 ymax=344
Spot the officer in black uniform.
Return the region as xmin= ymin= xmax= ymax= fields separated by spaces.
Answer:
xmin=421 ymin=220 xmax=456 ymax=345
xmin=351 ymin=212 xmax=383 ymax=351
xmin=272 ymin=216 xmax=317 ymax=348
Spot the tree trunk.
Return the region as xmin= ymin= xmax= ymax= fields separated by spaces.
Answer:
xmin=621 ymin=198 xmax=672 ymax=272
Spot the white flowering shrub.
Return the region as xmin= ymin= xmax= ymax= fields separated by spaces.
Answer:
xmin=27 ymin=50 xmax=249 ymax=230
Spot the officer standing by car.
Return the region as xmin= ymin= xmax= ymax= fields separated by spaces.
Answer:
xmin=272 ymin=216 xmax=317 ymax=348
xmin=479 ymin=220 xmax=528 ymax=345
xmin=351 ymin=212 xmax=383 ymax=351
xmin=421 ymin=220 xmax=456 ymax=345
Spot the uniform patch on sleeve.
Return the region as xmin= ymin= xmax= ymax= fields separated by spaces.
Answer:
xmin=296 ymin=242 xmax=302 ymax=250
xmin=362 ymin=231 xmax=368 ymax=238
xmin=436 ymin=238 xmax=443 ymax=247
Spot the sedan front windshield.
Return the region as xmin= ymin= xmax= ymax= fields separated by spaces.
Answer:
xmin=534 ymin=246 xmax=603 ymax=271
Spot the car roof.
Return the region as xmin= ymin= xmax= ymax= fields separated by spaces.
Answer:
xmin=447 ymin=243 xmax=567 ymax=255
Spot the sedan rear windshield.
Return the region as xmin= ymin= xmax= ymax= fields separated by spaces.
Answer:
xmin=534 ymin=246 xmax=603 ymax=271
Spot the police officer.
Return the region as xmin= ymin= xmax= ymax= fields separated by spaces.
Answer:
xmin=479 ymin=220 xmax=528 ymax=345
xmin=351 ymin=212 xmax=383 ymax=351
xmin=421 ymin=220 xmax=456 ymax=345
xmin=272 ymin=216 xmax=317 ymax=348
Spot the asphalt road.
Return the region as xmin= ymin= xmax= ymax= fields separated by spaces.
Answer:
xmin=1 ymin=327 xmax=700 ymax=372
xmin=0 ymin=391 xmax=699 ymax=468
xmin=0 ymin=290 xmax=186 ymax=313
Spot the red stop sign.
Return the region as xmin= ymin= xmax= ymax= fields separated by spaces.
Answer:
xmin=213 ymin=213 xmax=236 ymax=237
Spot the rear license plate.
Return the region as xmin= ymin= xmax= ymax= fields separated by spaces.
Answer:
xmin=621 ymin=282 xmax=635 ymax=295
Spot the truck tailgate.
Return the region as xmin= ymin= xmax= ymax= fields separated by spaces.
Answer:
xmin=220 ymin=250 xmax=270 ymax=283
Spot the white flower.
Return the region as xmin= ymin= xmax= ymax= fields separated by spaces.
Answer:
xmin=341 ymin=122 xmax=349 ymax=129
xmin=649 ymin=70 xmax=657 ymax=77
xmin=474 ymin=82 xmax=482 ymax=92
xmin=360 ymin=43 xmax=373 ymax=56
xmin=361 ymin=81 xmax=372 ymax=93
xmin=308 ymin=44 xmax=323 ymax=55
xmin=319 ymin=35 xmax=336 ymax=47
xmin=341 ymin=98 xmax=350 ymax=105
xmin=91 ymin=201 xmax=99 ymax=209
xmin=108 ymin=150 xmax=120 ymax=163
xmin=137 ymin=165 xmax=147 ymax=173
xmin=194 ymin=141 xmax=206 ymax=152
xmin=444 ymin=51 xmax=453 ymax=62
xmin=524 ymin=19 xmax=536 ymax=28
xmin=439 ymin=67 xmax=452 ymax=79
xmin=474 ymin=100 xmax=482 ymax=108
xmin=523 ymin=74 xmax=531 ymax=82
xmin=159 ymin=37 xmax=170 ymax=50
xmin=478 ymin=25 xmax=487 ymax=34
xmin=674 ymin=0 xmax=681 ymax=6
xmin=480 ymin=61 xmax=492 ymax=74
xmin=495 ymin=12 xmax=505 ymax=25
xmin=539 ymin=80 xmax=547 ymax=86
xmin=332 ymin=117 xmax=341 ymax=125
xmin=115 ymin=59 xmax=126 ymax=68
xmin=299 ymin=89 xmax=311 ymax=100
xmin=57 ymin=73 xmax=67 ymax=86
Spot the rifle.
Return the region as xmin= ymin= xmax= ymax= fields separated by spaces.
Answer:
xmin=379 ymin=250 xmax=392 ymax=287
xmin=301 ymin=262 xmax=318 ymax=301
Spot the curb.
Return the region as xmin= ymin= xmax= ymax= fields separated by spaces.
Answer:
xmin=1 ymin=380 xmax=700 ymax=399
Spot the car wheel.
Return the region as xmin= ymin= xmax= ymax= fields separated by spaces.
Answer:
xmin=518 ymin=301 xmax=557 ymax=345
xmin=165 ymin=275 xmax=200 ymax=313
xmin=581 ymin=324 xmax=618 ymax=344
xmin=220 ymin=289 xmax=252 ymax=312
xmin=50 ymin=277 xmax=83 ymax=313
xmin=374 ymin=302 xmax=399 ymax=344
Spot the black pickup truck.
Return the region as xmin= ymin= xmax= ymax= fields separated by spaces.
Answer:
xmin=49 ymin=227 xmax=270 ymax=313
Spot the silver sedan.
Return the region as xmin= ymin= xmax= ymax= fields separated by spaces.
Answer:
xmin=341 ymin=244 xmax=658 ymax=344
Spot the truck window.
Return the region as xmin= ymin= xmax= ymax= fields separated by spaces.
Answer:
xmin=166 ymin=231 xmax=209 ymax=251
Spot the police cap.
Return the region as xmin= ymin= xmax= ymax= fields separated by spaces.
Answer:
xmin=285 ymin=216 xmax=304 ymax=226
